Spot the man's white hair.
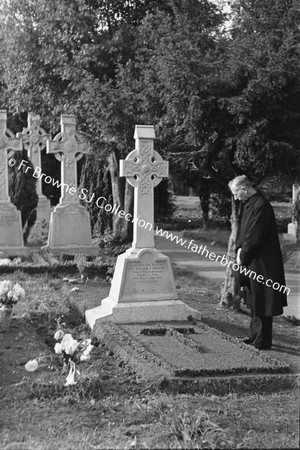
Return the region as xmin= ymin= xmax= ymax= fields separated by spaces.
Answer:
xmin=228 ymin=175 xmax=252 ymax=190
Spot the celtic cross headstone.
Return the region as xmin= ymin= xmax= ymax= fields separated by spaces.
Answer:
xmin=43 ymin=115 xmax=97 ymax=255
xmin=0 ymin=110 xmax=26 ymax=254
xmin=120 ymin=125 xmax=168 ymax=248
xmin=85 ymin=125 xmax=200 ymax=328
xmin=47 ymin=115 xmax=90 ymax=204
xmin=17 ymin=113 xmax=51 ymax=240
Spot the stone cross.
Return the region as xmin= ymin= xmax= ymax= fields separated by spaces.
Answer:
xmin=0 ymin=110 xmax=23 ymax=202
xmin=46 ymin=115 xmax=90 ymax=204
xmin=17 ymin=113 xmax=49 ymax=196
xmin=120 ymin=125 xmax=168 ymax=248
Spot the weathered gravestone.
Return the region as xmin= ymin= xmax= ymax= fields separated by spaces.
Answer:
xmin=0 ymin=110 xmax=27 ymax=255
xmin=86 ymin=125 xmax=201 ymax=328
xmin=17 ymin=113 xmax=51 ymax=241
xmin=43 ymin=115 xmax=97 ymax=255
xmin=283 ymin=184 xmax=300 ymax=243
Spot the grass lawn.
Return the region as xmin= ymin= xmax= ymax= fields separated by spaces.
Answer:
xmin=0 ymin=269 xmax=299 ymax=449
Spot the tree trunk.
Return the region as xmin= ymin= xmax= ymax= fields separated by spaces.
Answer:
xmin=122 ymin=181 xmax=134 ymax=242
xmin=198 ymin=181 xmax=210 ymax=229
xmin=108 ymin=149 xmax=134 ymax=242
xmin=108 ymin=150 xmax=125 ymax=235
xmin=219 ymin=196 xmax=242 ymax=310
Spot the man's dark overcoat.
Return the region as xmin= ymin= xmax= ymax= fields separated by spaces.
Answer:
xmin=237 ymin=192 xmax=287 ymax=317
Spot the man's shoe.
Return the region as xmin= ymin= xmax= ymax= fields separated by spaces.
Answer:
xmin=238 ymin=337 xmax=253 ymax=345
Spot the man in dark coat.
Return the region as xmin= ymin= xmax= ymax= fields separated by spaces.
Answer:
xmin=229 ymin=175 xmax=288 ymax=350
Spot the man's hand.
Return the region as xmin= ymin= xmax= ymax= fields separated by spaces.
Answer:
xmin=237 ymin=248 xmax=242 ymax=265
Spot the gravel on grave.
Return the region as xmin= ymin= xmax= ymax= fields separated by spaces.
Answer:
xmin=121 ymin=323 xmax=289 ymax=376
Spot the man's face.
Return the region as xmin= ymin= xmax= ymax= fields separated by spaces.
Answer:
xmin=230 ymin=184 xmax=248 ymax=202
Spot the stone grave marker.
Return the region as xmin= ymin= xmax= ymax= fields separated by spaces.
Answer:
xmin=86 ymin=125 xmax=201 ymax=328
xmin=17 ymin=113 xmax=51 ymax=241
xmin=0 ymin=110 xmax=27 ymax=255
xmin=43 ymin=114 xmax=97 ymax=255
xmin=284 ymin=184 xmax=300 ymax=243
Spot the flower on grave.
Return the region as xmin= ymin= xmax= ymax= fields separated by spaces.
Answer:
xmin=25 ymin=359 xmax=39 ymax=372
xmin=80 ymin=341 xmax=94 ymax=362
xmin=61 ymin=334 xmax=80 ymax=356
xmin=54 ymin=330 xmax=95 ymax=385
xmin=0 ymin=280 xmax=25 ymax=308
xmin=54 ymin=329 xmax=65 ymax=341
xmin=0 ymin=258 xmax=12 ymax=266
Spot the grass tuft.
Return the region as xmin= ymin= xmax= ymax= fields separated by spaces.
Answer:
xmin=170 ymin=410 xmax=234 ymax=449
xmin=27 ymin=371 xmax=103 ymax=402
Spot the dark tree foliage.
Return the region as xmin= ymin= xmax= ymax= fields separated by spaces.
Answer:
xmin=1 ymin=0 xmax=179 ymax=237
xmin=8 ymin=151 xmax=38 ymax=244
xmin=79 ymin=154 xmax=113 ymax=234
xmin=1 ymin=0 xmax=299 ymax=304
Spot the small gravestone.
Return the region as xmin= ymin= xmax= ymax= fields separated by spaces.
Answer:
xmin=0 ymin=110 xmax=27 ymax=255
xmin=283 ymin=184 xmax=300 ymax=243
xmin=86 ymin=125 xmax=200 ymax=328
xmin=17 ymin=113 xmax=51 ymax=241
xmin=43 ymin=115 xmax=97 ymax=255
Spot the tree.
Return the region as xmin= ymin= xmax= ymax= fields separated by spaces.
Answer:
xmin=114 ymin=0 xmax=300 ymax=307
xmin=1 ymin=0 xmax=176 ymax=239
xmin=217 ymin=0 xmax=300 ymax=307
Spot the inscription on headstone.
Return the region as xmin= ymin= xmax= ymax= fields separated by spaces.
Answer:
xmin=122 ymin=257 xmax=173 ymax=300
xmin=0 ymin=214 xmax=20 ymax=225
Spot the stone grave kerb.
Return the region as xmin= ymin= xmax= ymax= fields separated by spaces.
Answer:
xmin=120 ymin=125 xmax=168 ymax=249
xmin=46 ymin=115 xmax=90 ymax=204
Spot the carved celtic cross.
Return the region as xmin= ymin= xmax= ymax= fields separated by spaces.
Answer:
xmin=120 ymin=125 xmax=168 ymax=248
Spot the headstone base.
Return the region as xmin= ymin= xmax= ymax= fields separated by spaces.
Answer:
xmin=42 ymin=245 xmax=98 ymax=256
xmin=0 ymin=246 xmax=30 ymax=257
xmin=85 ymin=247 xmax=201 ymax=328
xmin=43 ymin=202 xmax=97 ymax=256
xmin=86 ymin=298 xmax=201 ymax=328
xmin=0 ymin=202 xmax=26 ymax=253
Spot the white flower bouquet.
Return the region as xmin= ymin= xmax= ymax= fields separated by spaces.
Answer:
xmin=54 ymin=329 xmax=95 ymax=386
xmin=0 ymin=280 xmax=25 ymax=308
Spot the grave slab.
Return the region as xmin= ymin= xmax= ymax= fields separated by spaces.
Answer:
xmin=85 ymin=126 xmax=200 ymax=328
xmin=93 ymin=321 xmax=296 ymax=395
